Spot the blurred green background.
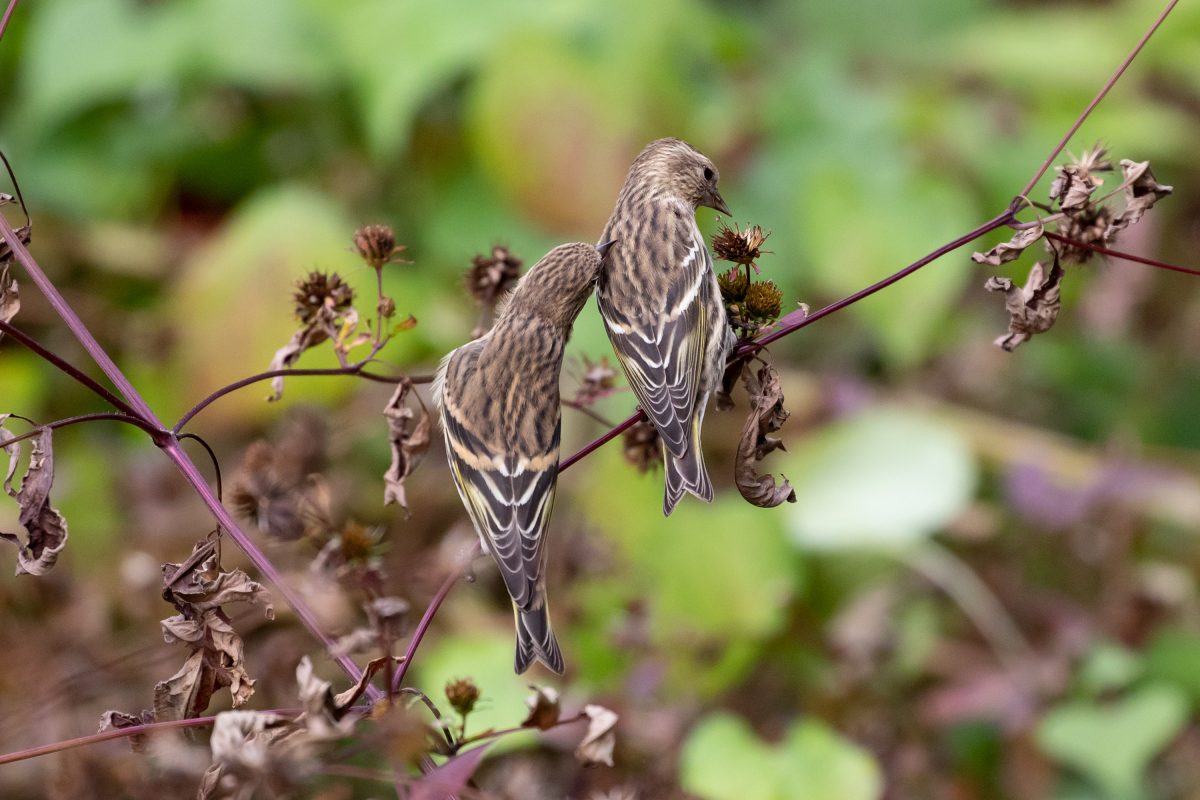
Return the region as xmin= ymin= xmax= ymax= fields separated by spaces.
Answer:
xmin=2 ymin=0 xmax=1200 ymax=797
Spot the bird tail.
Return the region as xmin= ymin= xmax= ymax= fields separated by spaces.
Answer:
xmin=514 ymin=600 xmax=565 ymax=675
xmin=662 ymin=400 xmax=715 ymax=516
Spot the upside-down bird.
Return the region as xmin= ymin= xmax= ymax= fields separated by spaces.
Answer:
xmin=435 ymin=241 xmax=613 ymax=673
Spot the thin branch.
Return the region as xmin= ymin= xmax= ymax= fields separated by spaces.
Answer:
xmin=1043 ymin=232 xmax=1200 ymax=278
xmin=0 ymin=213 xmax=160 ymax=425
xmin=0 ymin=0 xmax=18 ymax=45
xmin=562 ymin=399 xmax=615 ymax=428
xmin=0 ymin=412 xmax=165 ymax=450
xmin=455 ymin=711 xmax=587 ymax=751
xmin=173 ymin=366 xmax=433 ymax=434
xmin=560 ymin=410 xmax=643 ymax=472
xmin=179 ymin=432 xmax=224 ymax=501
xmin=390 ymin=543 xmax=481 ymax=694
xmin=0 ymin=320 xmax=139 ymax=416
xmin=1016 ymin=0 xmax=1180 ymax=198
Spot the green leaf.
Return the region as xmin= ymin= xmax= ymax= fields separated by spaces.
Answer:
xmin=1144 ymin=629 xmax=1200 ymax=707
xmin=785 ymin=409 xmax=976 ymax=551
xmin=680 ymin=712 xmax=883 ymax=800
xmin=1036 ymin=683 xmax=1188 ymax=800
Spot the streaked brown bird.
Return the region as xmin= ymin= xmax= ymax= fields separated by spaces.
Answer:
xmin=597 ymin=138 xmax=734 ymax=516
xmin=434 ymin=241 xmax=613 ymax=674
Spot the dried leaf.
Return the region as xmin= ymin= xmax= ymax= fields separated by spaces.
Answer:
xmin=984 ymin=258 xmax=1064 ymax=352
xmin=383 ymin=382 xmax=431 ymax=512
xmin=0 ymin=223 xmax=31 ymax=265
xmin=0 ymin=263 xmax=18 ymax=331
xmin=98 ymin=709 xmax=156 ymax=753
xmin=331 ymin=653 xmax=402 ymax=711
xmin=198 ymin=709 xmax=294 ymax=800
xmin=575 ymin=704 xmax=618 ymax=767
xmin=266 ymin=324 xmax=329 ymax=402
xmin=734 ymin=364 xmax=797 ymax=508
xmin=1106 ymin=159 xmax=1173 ymax=237
xmin=522 ymin=685 xmax=562 ymax=731
xmin=0 ymin=426 xmax=68 ymax=575
xmin=409 ymin=743 xmax=493 ymax=800
xmin=1 ymin=414 xmax=19 ymax=492
xmin=1050 ymin=164 xmax=1102 ymax=211
xmin=971 ymin=222 xmax=1044 ymax=267
xmin=155 ymin=547 xmax=275 ymax=720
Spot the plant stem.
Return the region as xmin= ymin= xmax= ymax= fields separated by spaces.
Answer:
xmin=390 ymin=543 xmax=481 ymax=694
xmin=172 ymin=365 xmax=432 ymax=433
xmin=0 ymin=0 xmax=19 ymax=44
xmin=0 ymin=320 xmax=139 ymax=415
xmin=1044 ymin=232 xmax=1200 ymax=278
xmin=0 ymin=412 xmax=164 ymax=449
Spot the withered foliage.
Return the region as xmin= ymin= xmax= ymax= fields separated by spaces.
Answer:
xmin=0 ymin=262 xmax=18 ymax=336
xmin=733 ymin=364 xmax=797 ymax=508
xmin=973 ymin=146 xmax=1173 ymax=351
xmin=622 ymin=420 xmax=662 ymax=473
xmin=383 ymin=380 xmax=432 ymax=513
xmin=985 ymin=256 xmax=1064 ymax=352
xmin=229 ymin=412 xmax=328 ymax=540
xmin=576 ymin=704 xmax=619 ymax=767
xmin=573 ymin=356 xmax=620 ymax=407
xmin=155 ymin=542 xmax=275 ymax=720
xmin=269 ymin=225 xmax=417 ymax=400
xmin=268 ymin=270 xmax=365 ymax=401
xmin=522 ymin=685 xmax=562 ymax=731
xmin=0 ymin=416 xmax=69 ymax=575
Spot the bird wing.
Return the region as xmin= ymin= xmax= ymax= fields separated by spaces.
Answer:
xmin=437 ymin=344 xmax=559 ymax=610
xmin=598 ymin=225 xmax=710 ymax=458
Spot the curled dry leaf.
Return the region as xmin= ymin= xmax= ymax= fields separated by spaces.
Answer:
xmin=575 ymin=704 xmax=618 ymax=767
xmin=522 ymin=685 xmax=562 ymax=731
xmin=383 ymin=381 xmax=431 ymax=512
xmin=0 ymin=263 xmax=18 ymax=333
xmin=734 ymin=364 xmax=797 ymax=508
xmin=197 ymin=709 xmax=297 ymax=800
xmin=0 ymin=421 xmax=69 ymax=576
xmin=155 ymin=545 xmax=274 ymax=720
xmin=971 ymin=222 xmax=1045 ymax=267
xmin=1106 ymin=159 xmax=1173 ymax=237
xmin=984 ymin=257 xmax=1064 ymax=352
xmin=1049 ymin=148 xmax=1110 ymax=211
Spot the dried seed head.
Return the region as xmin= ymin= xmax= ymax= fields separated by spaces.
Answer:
xmin=712 ymin=222 xmax=771 ymax=271
xmin=745 ymin=280 xmax=783 ymax=322
xmin=354 ymin=224 xmax=409 ymax=270
xmin=378 ymin=295 xmax=396 ymax=319
xmin=1058 ymin=205 xmax=1112 ymax=263
xmin=466 ymin=245 xmax=522 ymax=308
xmin=445 ymin=677 xmax=481 ymax=716
xmin=623 ymin=420 xmax=662 ymax=473
xmin=293 ymin=271 xmax=354 ymax=324
xmin=717 ymin=266 xmax=749 ymax=302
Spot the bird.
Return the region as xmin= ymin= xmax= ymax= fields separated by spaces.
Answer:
xmin=434 ymin=241 xmax=614 ymax=674
xmin=597 ymin=138 xmax=734 ymax=516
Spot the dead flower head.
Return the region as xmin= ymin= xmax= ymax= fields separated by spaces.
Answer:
xmin=717 ymin=265 xmax=749 ymax=303
xmin=467 ymin=245 xmax=522 ymax=309
xmin=445 ymin=678 xmax=481 ymax=717
xmin=712 ymin=221 xmax=771 ymax=273
xmin=293 ymin=271 xmax=353 ymax=325
xmin=623 ymin=420 xmax=662 ymax=473
xmin=744 ymin=280 xmax=783 ymax=322
xmin=353 ymin=224 xmax=410 ymax=271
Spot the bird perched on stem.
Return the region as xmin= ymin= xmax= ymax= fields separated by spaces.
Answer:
xmin=597 ymin=138 xmax=734 ymax=516
xmin=434 ymin=241 xmax=614 ymax=674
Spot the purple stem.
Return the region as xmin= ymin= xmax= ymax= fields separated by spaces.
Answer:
xmin=0 ymin=213 xmax=374 ymax=696
xmin=0 ymin=0 xmax=18 ymax=44
xmin=1043 ymin=232 xmax=1200 ymax=278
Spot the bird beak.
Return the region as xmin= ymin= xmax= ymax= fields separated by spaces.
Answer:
xmin=709 ymin=191 xmax=732 ymax=217
xmin=596 ymin=238 xmax=618 ymax=259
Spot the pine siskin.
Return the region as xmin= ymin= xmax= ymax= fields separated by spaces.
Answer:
xmin=434 ymin=241 xmax=614 ymax=674
xmin=597 ymin=138 xmax=734 ymax=516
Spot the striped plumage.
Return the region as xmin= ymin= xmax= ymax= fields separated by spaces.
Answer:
xmin=434 ymin=242 xmax=610 ymax=674
xmin=597 ymin=138 xmax=734 ymax=516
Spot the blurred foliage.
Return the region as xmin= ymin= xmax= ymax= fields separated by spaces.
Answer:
xmin=2 ymin=0 xmax=1200 ymax=798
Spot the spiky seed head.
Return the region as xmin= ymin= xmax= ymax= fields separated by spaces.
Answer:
xmin=293 ymin=271 xmax=353 ymax=323
xmin=718 ymin=265 xmax=749 ymax=302
xmin=745 ymin=280 xmax=783 ymax=322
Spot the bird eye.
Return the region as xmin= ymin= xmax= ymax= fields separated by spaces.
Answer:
xmin=703 ymin=167 xmax=714 ymax=181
